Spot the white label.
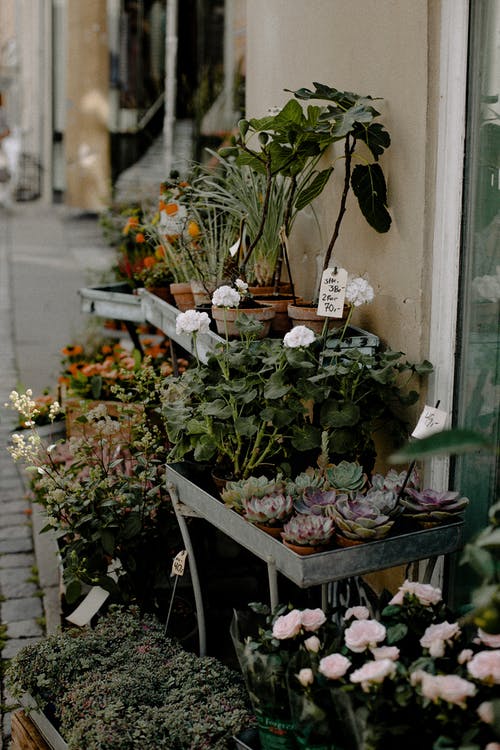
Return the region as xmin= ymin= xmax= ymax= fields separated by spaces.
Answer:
xmin=412 ymin=405 xmax=449 ymax=439
xmin=171 ymin=549 xmax=188 ymax=576
xmin=65 ymin=586 xmax=110 ymax=627
xmin=317 ymin=268 xmax=348 ymax=317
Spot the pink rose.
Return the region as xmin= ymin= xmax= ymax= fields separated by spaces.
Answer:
xmin=344 ymin=619 xmax=386 ymax=653
xmin=296 ymin=668 xmax=314 ymax=687
xmin=304 ymin=635 xmax=321 ymax=653
xmin=345 ymin=606 xmax=370 ymax=621
xmin=478 ymin=701 xmax=494 ymax=724
xmin=272 ymin=609 xmax=303 ymax=639
xmin=370 ymin=646 xmax=400 ymax=661
xmin=458 ymin=649 xmax=474 ymax=664
xmin=419 ymin=672 xmax=476 ymax=707
xmin=478 ymin=629 xmax=500 ymax=648
xmin=420 ymin=621 xmax=461 ymax=657
xmin=350 ymin=658 xmax=396 ymax=691
xmin=486 ymin=743 xmax=500 ymax=750
xmin=301 ymin=608 xmax=327 ymax=632
xmin=467 ymin=650 xmax=500 ymax=684
xmin=389 ymin=580 xmax=442 ymax=607
xmin=318 ymin=653 xmax=351 ymax=680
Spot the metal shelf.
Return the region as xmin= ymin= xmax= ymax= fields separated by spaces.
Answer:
xmin=78 ymin=282 xmax=145 ymax=323
xmin=166 ymin=463 xmax=464 ymax=589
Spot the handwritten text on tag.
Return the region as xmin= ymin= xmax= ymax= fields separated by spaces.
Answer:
xmin=317 ymin=268 xmax=348 ymax=317
xmin=412 ymin=405 xmax=449 ymax=439
xmin=171 ymin=550 xmax=188 ymax=577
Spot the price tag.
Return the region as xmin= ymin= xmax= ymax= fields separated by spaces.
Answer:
xmin=317 ymin=268 xmax=348 ymax=317
xmin=171 ymin=550 xmax=188 ymax=577
xmin=412 ymin=405 xmax=449 ymax=439
xmin=66 ymin=586 xmax=110 ymax=627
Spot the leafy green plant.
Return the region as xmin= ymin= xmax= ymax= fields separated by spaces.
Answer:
xmin=7 ymin=606 xmax=255 ymax=750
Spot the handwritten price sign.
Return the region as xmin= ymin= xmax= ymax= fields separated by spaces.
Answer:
xmin=412 ymin=406 xmax=449 ymax=439
xmin=171 ymin=550 xmax=188 ymax=577
xmin=317 ymin=268 xmax=348 ymax=317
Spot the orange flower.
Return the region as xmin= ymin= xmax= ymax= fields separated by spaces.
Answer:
xmin=101 ymin=345 xmax=112 ymax=354
xmin=61 ymin=344 xmax=83 ymax=357
xmin=187 ymin=220 xmax=200 ymax=239
xmin=143 ymin=256 xmax=157 ymax=269
xmin=158 ymin=200 xmax=167 ymax=211
xmin=135 ymin=232 xmax=145 ymax=244
xmin=155 ymin=245 xmax=166 ymax=260
xmin=164 ymin=202 xmax=179 ymax=215
xmin=123 ymin=216 xmax=139 ymax=235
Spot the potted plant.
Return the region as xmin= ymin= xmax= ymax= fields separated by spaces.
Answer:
xmin=399 ymin=487 xmax=469 ymax=528
xmin=210 ymin=279 xmax=276 ymax=339
xmin=242 ymin=492 xmax=294 ymax=538
xmin=221 ymin=474 xmax=285 ymax=513
xmin=7 ymin=605 xmax=256 ymax=750
xmin=281 ymin=513 xmax=335 ymax=555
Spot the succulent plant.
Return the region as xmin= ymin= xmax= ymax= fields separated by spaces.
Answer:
xmin=243 ymin=493 xmax=293 ymax=525
xmin=371 ymin=468 xmax=420 ymax=493
xmin=293 ymin=487 xmax=339 ymax=516
xmin=221 ymin=474 xmax=284 ymax=512
xmin=286 ymin=468 xmax=328 ymax=502
xmin=326 ymin=491 xmax=397 ymax=541
xmin=324 ymin=461 xmax=367 ymax=493
xmin=281 ymin=513 xmax=335 ymax=547
xmin=400 ymin=488 xmax=469 ymax=525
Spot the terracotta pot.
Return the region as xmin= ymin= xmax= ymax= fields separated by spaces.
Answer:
xmin=287 ymin=302 xmax=350 ymax=334
xmin=282 ymin=540 xmax=329 ymax=555
xmin=254 ymin=522 xmax=284 ymax=539
xmin=146 ymin=284 xmax=174 ymax=304
xmin=170 ymin=282 xmax=195 ymax=311
xmin=249 ymin=282 xmax=292 ymax=297
xmin=258 ymin=295 xmax=304 ymax=334
xmin=335 ymin=533 xmax=364 ymax=548
xmin=190 ymin=279 xmax=216 ymax=306
xmin=211 ymin=304 xmax=275 ymax=339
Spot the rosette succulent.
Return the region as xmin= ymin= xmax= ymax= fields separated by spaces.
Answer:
xmin=243 ymin=493 xmax=293 ymax=526
xmin=324 ymin=461 xmax=368 ymax=493
xmin=400 ymin=489 xmax=469 ymax=526
xmin=281 ymin=514 xmax=335 ymax=547
xmin=221 ymin=475 xmax=284 ymax=512
xmin=293 ymin=488 xmax=338 ymax=516
xmin=286 ymin=469 xmax=329 ymax=503
xmin=327 ymin=490 xmax=398 ymax=541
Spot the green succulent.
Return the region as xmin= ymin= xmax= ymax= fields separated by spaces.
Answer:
xmin=281 ymin=513 xmax=335 ymax=547
xmin=221 ymin=475 xmax=284 ymax=512
xmin=324 ymin=461 xmax=368 ymax=493
xmin=327 ymin=490 xmax=397 ymax=541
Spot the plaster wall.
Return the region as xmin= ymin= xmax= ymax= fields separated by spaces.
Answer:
xmin=65 ymin=2 xmax=111 ymax=210
xmin=245 ymin=0 xmax=438 ymax=362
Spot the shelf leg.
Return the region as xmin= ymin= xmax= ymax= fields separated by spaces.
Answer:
xmin=167 ymin=481 xmax=207 ymax=657
xmin=267 ymin=556 xmax=279 ymax=611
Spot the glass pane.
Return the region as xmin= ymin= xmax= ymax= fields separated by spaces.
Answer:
xmin=451 ymin=0 xmax=500 ymax=607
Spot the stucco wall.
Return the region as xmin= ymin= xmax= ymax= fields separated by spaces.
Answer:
xmin=245 ymin=0 xmax=435 ymax=362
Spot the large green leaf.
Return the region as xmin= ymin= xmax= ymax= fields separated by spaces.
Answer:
xmin=291 ymin=424 xmax=321 ymax=451
xmin=390 ymin=429 xmax=495 ymax=462
xmin=354 ymin=122 xmax=391 ymax=159
xmin=350 ymin=163 xmax=392 ymax=233
xmin=295 ymin=167 xmax=333 ymax=211
xmin=320 ymin=400 xmax=360 ymax=427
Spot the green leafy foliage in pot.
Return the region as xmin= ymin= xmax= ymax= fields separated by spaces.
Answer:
xmin=7 ymin=606 xmax=256 ymax=750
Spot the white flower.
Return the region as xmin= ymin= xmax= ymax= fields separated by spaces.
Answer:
xmin=345 ymin=275 xmax=374 ymax=307
xmin=420 ymin=621 xmax=461 ymax=657
xmin=350 ymin=658 xmax=396 ymax=691
xmin=304 ymin=635 xmax=321 ymax=653
xmin=345 ymin=606 xmax=370 ymax=621
xmin=176 ymin=309 xmax=211 ymax=335
xmin=235 ymin=278 xmax=249 ymax=293
xmin=212 ymin=285 xmax=241 ymax=308
xmin=389 ymin=580 xmax=442 ymax=607
xmin=371 ymin=646 xmax=400 ymax=661
xmin=283 ymin=325 xmax=315 ymax=348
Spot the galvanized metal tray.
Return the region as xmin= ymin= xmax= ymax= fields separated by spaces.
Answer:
xmin=166 ymin=463 xmax=464 ymax=589
xmin=139 ymin=289 xmax=224 ymax=362
xmin=78 ymin=282 xmax=145 ymax=323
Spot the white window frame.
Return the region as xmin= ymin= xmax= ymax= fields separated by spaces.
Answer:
xmin=427 ymin=0 xmax=470 ymax=491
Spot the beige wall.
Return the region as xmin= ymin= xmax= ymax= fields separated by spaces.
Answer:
xmin=65 ymin=2 xmax=110 ymax=210
xmin=246 ymin=0 xmax=438 ymax=363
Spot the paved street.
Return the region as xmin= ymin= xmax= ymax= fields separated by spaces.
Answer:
xmin=0 ymin=201 xmax=114 ymax=747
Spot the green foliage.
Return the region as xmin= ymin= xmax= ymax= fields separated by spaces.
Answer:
xmin=7 ymin=606 xmax=255 ymax=750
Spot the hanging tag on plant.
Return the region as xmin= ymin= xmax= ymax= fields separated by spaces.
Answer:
xmin=171 ymin=549 xmax=188 ymax=577
xmin=317 ymin=267 xmax=348 ymax=317
xmin=65 ymin=586 xmax=110 ymax=627
xmin=229 ymin=224 xmax=246 ymax=257
xmin=412 ymin=405 xmax=449 ymax=439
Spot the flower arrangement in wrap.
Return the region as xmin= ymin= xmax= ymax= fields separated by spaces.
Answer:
xmin=233 ymin=571 xmax=500 ymax=750
xmin=163 ymin=309 xmax=431 ymax=480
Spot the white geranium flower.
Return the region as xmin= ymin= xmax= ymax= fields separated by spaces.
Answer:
xmin=212 ymin=285 xmax=241 ymax=308
xmin=235 ymin=278 xmax=249 ymax=293
xmin=283 ymin=325 xmax=315 ymax=348
xmin=176 ymin=309 xmax=211 ymax=335
xmin=345 ymin=275 xmax=374 ymax=307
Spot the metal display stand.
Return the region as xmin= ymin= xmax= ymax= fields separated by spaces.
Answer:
xmin=166 ymin=463 xmax=463 ymax=657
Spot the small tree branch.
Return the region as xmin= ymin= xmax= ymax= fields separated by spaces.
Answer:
xmin=322 ymin=135 xmax=356 ymax=273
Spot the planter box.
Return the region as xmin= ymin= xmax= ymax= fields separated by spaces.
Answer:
xmin=78 ymin=282 xmax=145 ymax=323
xmin=166 ymin=463 xmax=464 ymax=589
xmin=139 ymin=289 xmax=224 ymax=363
xmin=13 ymin=695 xmax=68 ymax=750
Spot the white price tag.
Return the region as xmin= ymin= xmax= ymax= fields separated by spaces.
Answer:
xmin=317 ymin=268 xmax=348 ymax=317
xmin=66 ymin=586 xmax=110 ymax=627
xmin=412 ymin=405 xmax=449 ymax=439
xmin=171 ymin=550 xmax=188 ymax=577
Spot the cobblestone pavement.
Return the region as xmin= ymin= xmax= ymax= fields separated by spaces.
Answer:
xmin=0 ymin=202 xmax=115 ymax=748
